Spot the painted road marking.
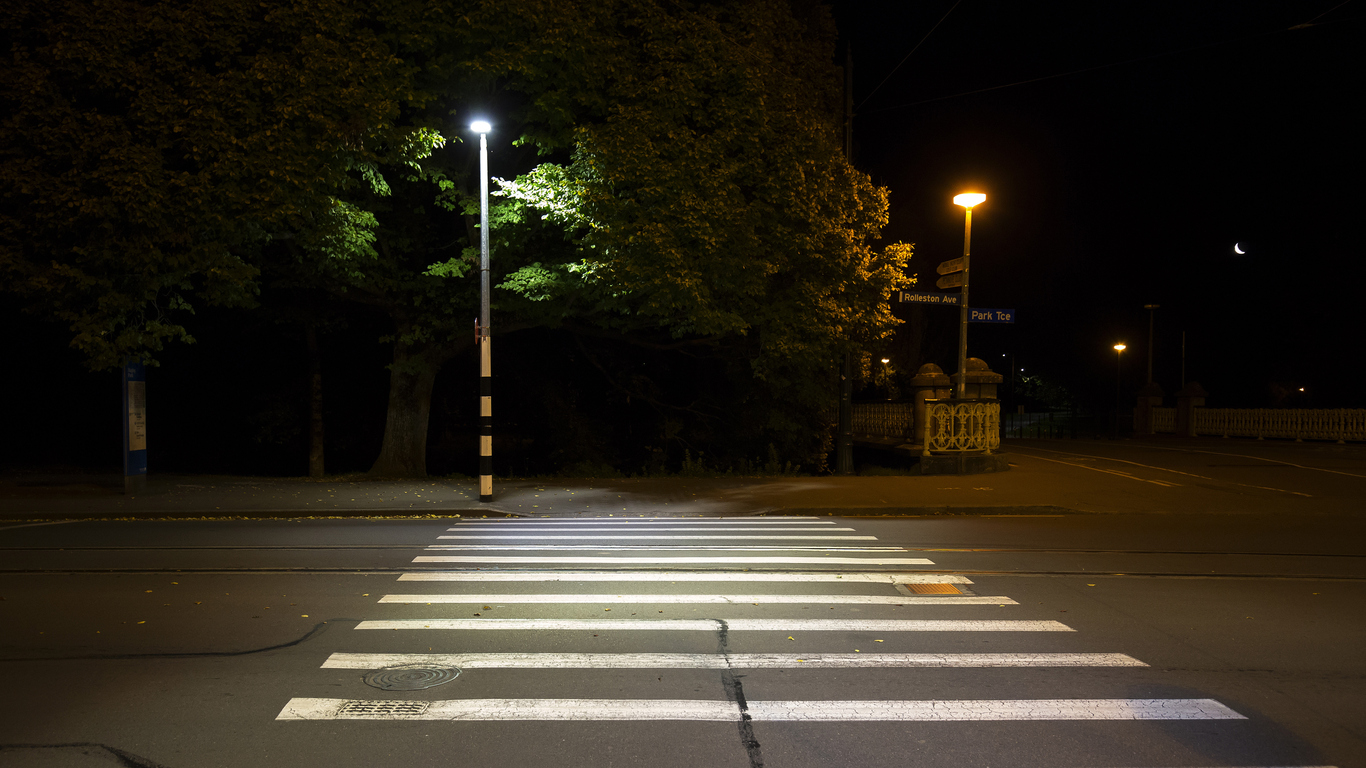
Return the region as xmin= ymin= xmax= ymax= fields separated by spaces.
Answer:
xmin=377 ymin=593 xmax=1014 ymax=605
xmin=277 ymin=697 xmax=1242 ymax=721
xmin=411 ymin=556 xmax=935 ymax=565
xmin=423 ymin=545 xmax=905 ymax=551
xmin=355 ymin=618 xmax=1070 ymax=631
xmin=436 ymin=535 xmax=878 ymax=540
xmin=447 ymin=527 xmax=859 ymax=532
xmin=1014 ymin=445 xmax=1314 ymax=497
xmin=397 ymin=572 xmax=973 ymax=583
xmin=451 ymin=517 xmax=833 ymax=523
xmin=322 ymin=652 xmax=1145 ymax=669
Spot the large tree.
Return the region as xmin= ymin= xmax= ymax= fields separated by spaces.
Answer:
xmin=0 ymin=0 xmax=447 ymax=367
xmin=4 ymin=0 xmax=912 ymax=476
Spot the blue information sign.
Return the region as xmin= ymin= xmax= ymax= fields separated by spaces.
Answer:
xmin=969 ymin=308 xmax=1015 ymax=323
xmin=898 ymin=291 xmax=960 ymax=306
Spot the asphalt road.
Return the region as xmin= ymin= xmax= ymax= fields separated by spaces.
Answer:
xmin=2 ymin=512 xmax=1363 ymax=767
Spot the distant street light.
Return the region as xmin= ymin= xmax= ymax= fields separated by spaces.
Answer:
xmin=472 ymin=120 xmax=493 ymax=502
xmin=1113 ymin=343 xmax=1126 ymax=439
xmin=952 ymin=192 xmax=985 ymax=400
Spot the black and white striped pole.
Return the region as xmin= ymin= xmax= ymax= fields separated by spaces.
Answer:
xmin=471 ymin=119 xmax=493 ymax=502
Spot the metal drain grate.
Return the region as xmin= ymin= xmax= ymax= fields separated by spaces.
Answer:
xmin=339 ymin=700 xmax=431 ymax=717
xmin=363 ymin=664 xmax=461 ymax=691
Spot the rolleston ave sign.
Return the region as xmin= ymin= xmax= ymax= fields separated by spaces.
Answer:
xmin=970 ymin=308 xmax=1015 ymax=323
xmin=898 ymin=291 xmax=961 ymax=305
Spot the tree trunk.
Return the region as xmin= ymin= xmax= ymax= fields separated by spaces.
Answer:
xmin=369 ymin=340 xmax=442 ymax=477
xmin=306 ymin=326 xmax=325 ymax=479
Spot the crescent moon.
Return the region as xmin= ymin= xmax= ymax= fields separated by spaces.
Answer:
xmin=1233 ymin=243 xmax=1245 ymax=254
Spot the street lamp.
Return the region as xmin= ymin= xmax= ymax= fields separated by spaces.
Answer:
xmin=952 ymin=192 xmax=985 ymax=399
xmin=471 ymin=120 xmax=493 ymax=502
xmin=1113 ymin=343 xmax=1126 ymax=438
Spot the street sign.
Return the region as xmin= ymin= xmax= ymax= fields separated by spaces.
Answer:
xmin=936 ymin=273 xmax=963 ymax=290
xmin=936 ymin=257 xmax=965 ymax=275
xmin=969 ymin=308 xmax=1015 ymax=323
xmin=898 ymin=291 xmax=960 ymax=305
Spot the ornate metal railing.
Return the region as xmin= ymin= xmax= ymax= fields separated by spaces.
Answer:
xmin=1152 ymin=407 xmax=1366 ymax=442
xmin=924 ymin=399 xmax=1001 ymax=453
xmin=837 ymin=400 xmax=1002 ymax=452
xmin=851 ymin=402 xmax=916 ymax=440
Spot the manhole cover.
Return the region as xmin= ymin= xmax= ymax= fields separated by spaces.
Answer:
xmin=363 ymin=664 xmax=461 ymax=691
xmin=339 ymin=700 xmax=431 ymax=716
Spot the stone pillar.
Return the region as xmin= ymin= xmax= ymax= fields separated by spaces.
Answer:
xmin=1174 ymin=382 xmax=1207 ymax=438
xmin=1133 ymin=382 xmax=1164 ymax=435
xmin=909 ymin=363 xmax=951 ymax=447
xmin=949 ymin=357 xmax=1004 ymax=400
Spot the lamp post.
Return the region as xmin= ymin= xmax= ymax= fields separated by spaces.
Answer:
xmin=1113 ymin=343 xmax=1126 ymax=439
xmin=951 ymin=193 xmax=986 ymax=399
xmin=471 ymin=120 xmax=493 ymax=502
xmin=1143 ymin=304 xmax=1159 ymax=384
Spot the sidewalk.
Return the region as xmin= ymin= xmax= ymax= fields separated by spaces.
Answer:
xmin=2 ymin=436 xmax=1361 ymax=520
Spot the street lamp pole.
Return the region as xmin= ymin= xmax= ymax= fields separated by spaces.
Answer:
xmin=1113 ymin=343 xmax=1126 ymax=439
xmin=1143 ymin=303 xmax=1159 ymax=384
xmin=471 ymin=120 xmax=493 ymax=502
xmin=952 ymin=193 xmax=985 ymax=399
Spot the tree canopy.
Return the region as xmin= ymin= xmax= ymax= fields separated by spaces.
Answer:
xmin=0 ymin=0 xmax=445 ymax=367
xmin=3 ymin=0 xmax=914 ymax=475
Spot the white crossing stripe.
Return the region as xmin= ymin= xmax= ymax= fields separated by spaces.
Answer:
xmin=423 ymin=545 xmax=905 ymax=551
xmin=322 ymin=652 xmax=1146 ymax=669
xmin=413 ymin=556 xmax=934 ymax=564
xmin=397 ymin=571 xmax=972 ymax=584
xmin=451 ymin=517 xmax=831 ymax=522
xmin=355 ymin=618 xmax=1069 ymax=631
xmin=437 ymin=535 xmax=878 ymax=540
xmin=377 ymin=593 xmax=1014 ymax=605
xmin=447 ymin=527 xmax=859 ymax=532
xmin=277 ymin=697 xmax=1243 ymax=721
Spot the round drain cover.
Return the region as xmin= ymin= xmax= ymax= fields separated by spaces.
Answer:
xmin=363 ymin=664 xmax=461 ymax=691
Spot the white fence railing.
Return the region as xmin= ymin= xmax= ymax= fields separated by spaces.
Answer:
xmin=1152 ymin=407 xmax=1175 ymax=434
xmin=1152 ymin=407 xmax=1366 ymax=442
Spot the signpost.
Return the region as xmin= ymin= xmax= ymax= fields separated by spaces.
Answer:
xmin=899 ymin=291 xmax=961 ymax=305
xmin=936 ymin=257 xmax=965 ymax=275
xmin=122 ymin=358 xmax=147 ymax=495
xmin=935 ymin=273 xmax=964 ymax=290
xmin=969 ymin=308 xmax=1015 ymax=323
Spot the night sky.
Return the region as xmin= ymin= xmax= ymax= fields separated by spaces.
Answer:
xmin=6 ymin=1 xmax=1363 ymax=476
xmin=833 ymin=0 xmax=1363 ymax=407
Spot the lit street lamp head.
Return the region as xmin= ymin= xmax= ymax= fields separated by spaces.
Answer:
xmin=953 ymin=192 xmax=986 ymax=208
xmin=1114 ymin=344 xmax=1126 ymax=352
xmin=470 ymin=120 xmax=491 ymax=134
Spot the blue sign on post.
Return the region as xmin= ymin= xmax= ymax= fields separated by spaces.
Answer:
xmin=969 ymin=308 xmax=1015 ymax=323
xmin=899 ymin=291 xmax=961 ymax=305
xmin=123 ymin=358 xmax=147 ymax=495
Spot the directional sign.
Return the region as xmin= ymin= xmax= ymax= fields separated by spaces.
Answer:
xmin=935 ymin=273 xmax=964 ymax=290
xmin=936 ymin=257 xmax=965 ymax=275
xmin=969 ymin=308 xmax=1015 ymax=323
xmin=898 ymin=291 xmax=960 ymax=305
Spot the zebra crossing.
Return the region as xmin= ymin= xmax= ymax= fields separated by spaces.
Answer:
xmin=275 ymin=514 xmax=1292 ymax=760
